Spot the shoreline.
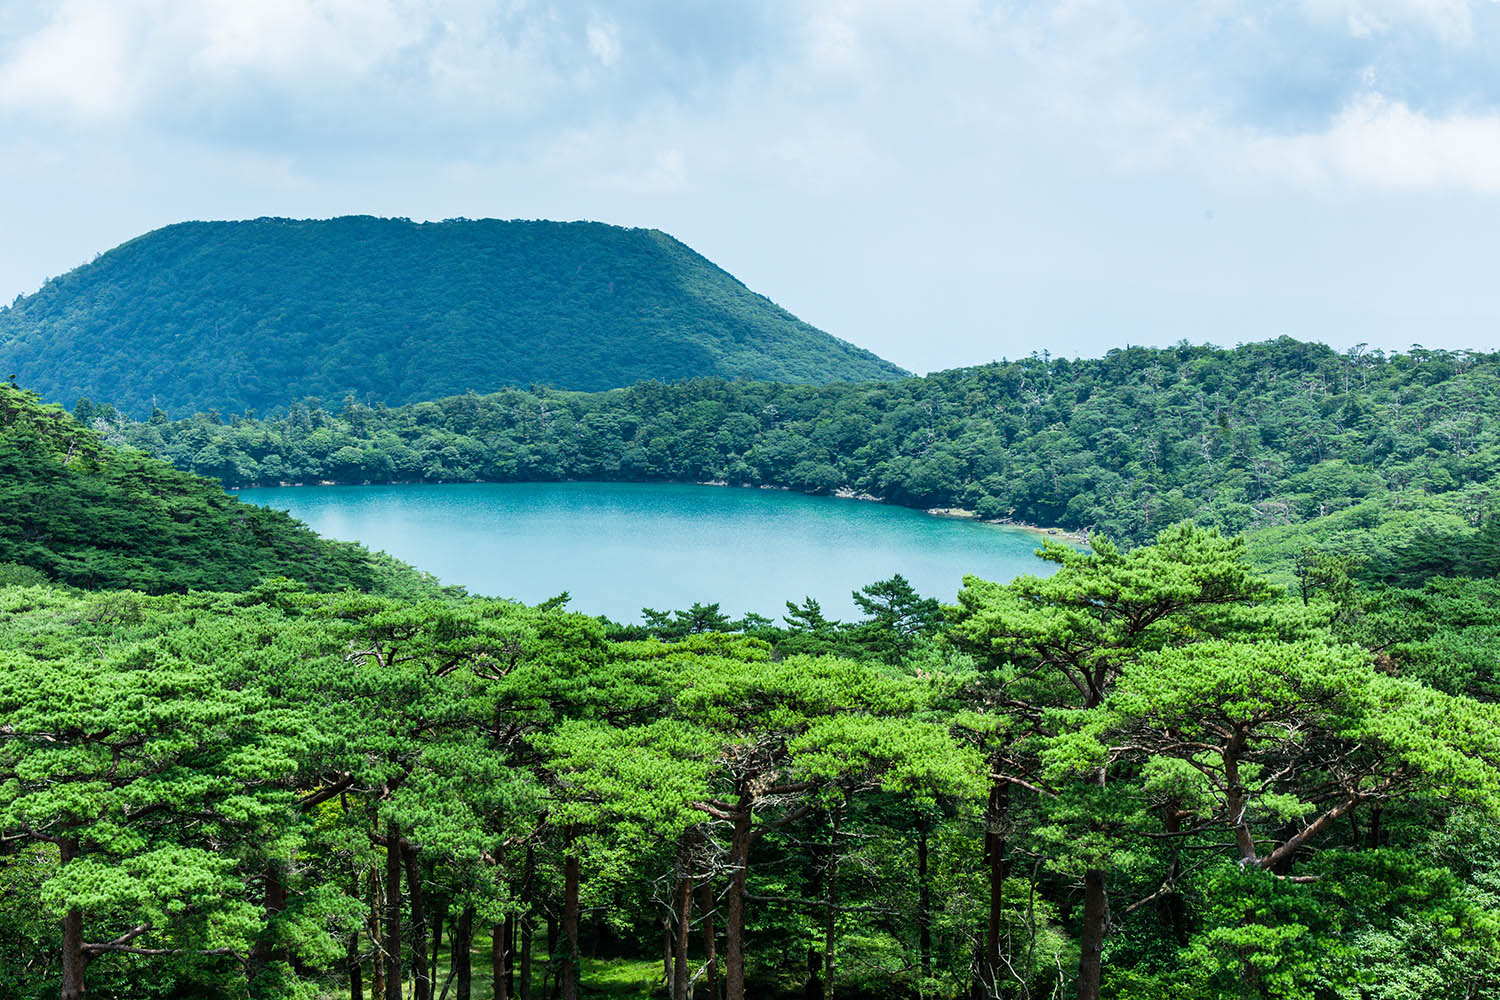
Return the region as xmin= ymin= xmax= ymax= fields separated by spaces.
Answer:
xmin=228 ymin=476 xmax=1090 ymax=544
xmin=829 ymin=489 xmax=1090 ymax=545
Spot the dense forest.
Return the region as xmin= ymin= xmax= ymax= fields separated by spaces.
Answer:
xmin=110 ymin=338 xmax=1500 ymax=581
xmin=5 ymin=334 xmax=1500 ymax=999
xmin=2 ymin=525 xmax=1497 ymax=1000
xmin=0 ymin=216 xmax=905 ymax=417
xmin=0 ymin=381 xmax=438 ymax=595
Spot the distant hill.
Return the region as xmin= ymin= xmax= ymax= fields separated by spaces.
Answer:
xmin=0 ymin=380 xmax=439 ymax=595
xmin=0 ymin=217 xmax=906 ymax=416
xmin=118 ymin=338 xmax=1500 ymax=580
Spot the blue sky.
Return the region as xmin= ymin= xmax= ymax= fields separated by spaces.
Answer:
xmin=2 ymin=0 xmax=1499 ymax=374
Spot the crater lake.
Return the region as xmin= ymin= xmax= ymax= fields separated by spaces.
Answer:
xmin=241 ymin=482 xmax=1071 ymax=621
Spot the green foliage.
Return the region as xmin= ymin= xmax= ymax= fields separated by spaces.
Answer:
xmin=0 ymin=588 xmax=335 ymax=997
xmin=950 ymin=523 xmax=1500 ymax=1000
xmin=623 ymin=576 xmax=949 ymax=665
xmin=1336 ymin=576 xmax=1500 ymax=699
xmin=0 ymin=217 xmax=905 ymax=416
xmin=0 ymin=382 xmax=440 ymax=595
xmin=1250 ymin=493 xmax=1500 ymax=590
xmin=0 ymin=561 xmax=48 ymax=586
xmin=103 ymin=339 xmax=1500 ymax=563
xmin=1 ymin=493 xmax=1498 ymax=999
xmin=850 ymin=573 xmax=943 ymax=663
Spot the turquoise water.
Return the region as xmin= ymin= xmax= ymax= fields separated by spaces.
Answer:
xmin=241 ymin=482 xmax=1064 ymax=622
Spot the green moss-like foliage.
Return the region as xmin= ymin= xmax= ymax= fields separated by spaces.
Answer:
xmin=4 ymin=529 xmax=1496 ymax=1000
xmin=0 ymin=382 xmax=438 ymax=594
xmin=116 ymin=338 xmax=1500 ymax=567
xmin=0 ymin=216 xmax=906 ymax=416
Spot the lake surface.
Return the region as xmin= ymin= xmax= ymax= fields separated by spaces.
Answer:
xmin=242 ymin=482 xmax=1065 ymax=622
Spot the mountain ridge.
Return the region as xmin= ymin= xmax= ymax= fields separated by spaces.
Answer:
xmin=0 ymin=216 xmax=906 ymax=416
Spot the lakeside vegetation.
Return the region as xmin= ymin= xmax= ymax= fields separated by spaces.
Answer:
xmin=4 ymin=525 xmax=1498 ymax=1000
xmin=105 ymin=338 xmax=1500 ymax=580
xmin=0 ymin=217 xmax=907 ymax=417
xmin=0 ymin=381 xmax=440 ymax=595
xmin=3 ymin=334 xmax=1500 ymax=1000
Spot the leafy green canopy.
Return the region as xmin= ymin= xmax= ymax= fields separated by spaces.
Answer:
xmin=1 ymin=526 xmax=1498 ymax=1000
xmin=0 ymin=382 xmax=438 ymax=594
xmin=0 ymin=586 xmax=345 ymax=998
xmin=112 ymin=338 xmax=1500 ymax=563
xmin=948 ymin=523 xmax=1500 ymax=1000
xmin=0 ymin=216 xmax=906 ymax=416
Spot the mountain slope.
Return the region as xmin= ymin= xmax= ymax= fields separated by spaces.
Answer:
xmin=0 ymin=217 xmax=906 ymax=416
xmin=116 ymin=338 xmax=1500 ymax=559
xmin=0 ymin=381 xmax=440 ymax=594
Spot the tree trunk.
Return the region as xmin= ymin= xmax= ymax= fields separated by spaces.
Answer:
xmin=981 ymin=782 xmax=1009 ymax=994
xmin=662 ymin=920 xmax=673 ymax=991
xmin=698 ymin=881 xmax=719 ymax=1000
xmin=1077 ymin=869 xmax=1108 ymax=1000
xmin=430 ymin=906 xmax=444 ymax=996
xmin=454 ymin=905 xmax=474 ymax=1000
xmin=804 ymin=948 xmax=823 ymax=1000
xmin=1162 ymin=807 xmax=1188 ymax=946
xmin=918 ymin=819 xmax=931 ymax=981
xmin=62 ymin=904 xmax=86 ymax=1000
xmin=1224 ymin=735 xmax=1258 ymax=867
xmin=350 ymin=927 xmax=365 ymax=1000
xmin=1076 ymin=687 xmax=1109 ymax=1000
xmin=724 ymin=807 xmax=752 ymax=1000
xmin=61 ymin=837 xmax=86 ymax=1000
xmin=370 ymin=867 xmax=385 ymax=1000
xmin=519 ymin=912 xmax=534 ymax=1000
xmin=672 ymin=877 xmax=692 ymax=1000
xmin=249 ymin=862 xmax=288 ymax=987
xmin=822 ymin=811 xmax=839 ymax=999
xmin=493 ymin=919 xmax=510 ymax=1000
xmin=404 ymin=844 xmax=430 ymax=1000
xmin=385 ymin=820 xmax=403 ymax=1000
xmin=562 ymin=849 xmax=581 ymax=1000
xmin=509 ymin=916 xmax=519 ymax=997
xmin=350 ymin=867 xmax=365 ymax=1000
xmin=520 ymin=843 xmax=535 ymax=1000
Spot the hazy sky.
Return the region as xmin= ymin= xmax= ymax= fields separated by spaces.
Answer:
xmin=3 ymin=1 xmax=1499 ymax=374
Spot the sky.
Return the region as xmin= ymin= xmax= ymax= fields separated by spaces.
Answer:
xmin=2 ymin=1 xmax=1499 ymax=375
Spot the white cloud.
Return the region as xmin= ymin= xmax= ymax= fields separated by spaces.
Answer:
xmin=1302 ymin=0 xmax=1478 ymax=43
xmin=585 ymin=14 xmax=622 ymax=67
xmin=0 ymin=0 xmax=140 ymax=118
xmin=1248 ymin=91 xmax=1500 ymax=192
xmin=186 ymin=0 xmax=421 ymax=78
xmin=4 ymin=0 xmax=1500 ymax=201
xmin=803 ymin=10 xmax=863 ymax=75
xmin=0 ymin=0 xmax=605 ymax=129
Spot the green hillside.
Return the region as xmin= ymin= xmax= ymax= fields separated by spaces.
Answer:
xmin=6 ymin=355 xmax=1500 ymax=1000
xmin=117 ymin=338 xmax=1500 ymax=578
xmin=0 ymin=216 xmax=905 ymax=416
xmin=0 ymin=381 xmax=439 ymax=594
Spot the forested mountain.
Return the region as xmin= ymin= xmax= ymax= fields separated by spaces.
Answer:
xmin=0 ymin=381 xmax=437 ymax=594
xmin=0 ymin=216 xmax=905 ymax=416
xmin=9 ymin=328 xmax=1500 ymax=1000
xmin=113 ymin=337 xmax=1500 ymax=580
xmin=6 ymin=340 xmax=1500 ymax=999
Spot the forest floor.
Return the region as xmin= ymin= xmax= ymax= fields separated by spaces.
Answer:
xmin=322 ymin=936 xmax=665 ymax=999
